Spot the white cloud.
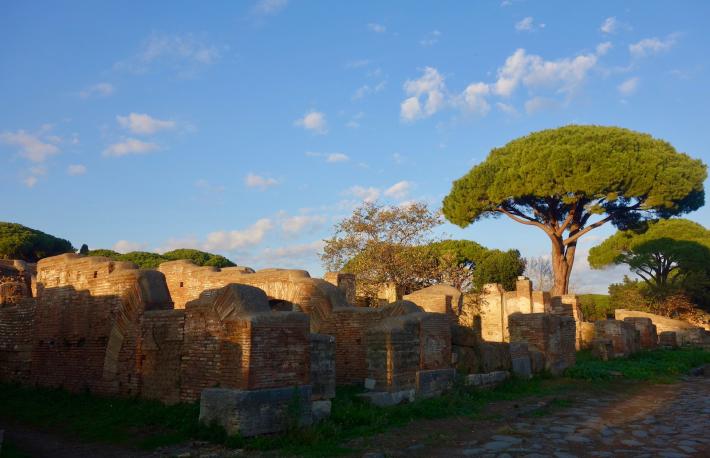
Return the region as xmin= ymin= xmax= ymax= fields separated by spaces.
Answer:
xmin=204 ymin=218 xmax=273 ymax=251
xmin=113 ymin=240 xmax=147 ymax=253
xmin=596 ymin=41 xmax=613 ymax=56
xmin=67 ymin=164 xmax=87 ymax=176
xmin=515 ymin=17 xmax=535 ymax=32
xmin=260 ymin=240 xmax=325 ymax=267
xmin=352 ymin=80 xmax=386 ymax=100
xmin=524 ymin=96 xmax=558 ymax=114
xmin=347 ymin=186 xmax=381 ymax=203
xmin=368 ymin=23 xmax=386 ymax=33
xmin=346 ymin=112 xmax=364 ymax=129
xmin=420 ymin=30 xmax=441 ymax=46
xmin=327 ymin=153 xmax=349 ymax=163
xmin=400 ymin=67 xmax=446 ymax=121
xmin=79 ymin=82 xmax=115 ymax=99
xmin=23 ymin=176 xmax=38 ymax=188
xmin=116 ymin=113 xmax=175 ymax=135
xmin=245 ymin=173 xmax=278 ymax=190
xmin=115 ymin=33 xmax=220 ymax=76
xmin=384 ymin=180 xmax=412 ymax=200
xmin=459 ymin=82 xmax=491 ymax=115
xmin=103 ymin=138 xmax=160 ymax=157
xmin=0 ymin=130 xmax=60 ymax=163
xmin=600 ymin=17 xmax=618 ymax=34
xmin=629 ymin=35 xmax=677 ymax=58
xmin=281 ymin=214 xmax=327 ymax=235
xmin=252 ymin=0 xmax=289 ymax=15
xmin=494 ymin=48 xmax=599 ymax=97
xmin=496 ymin=102 xmax=518 ymax=116
xmin=305 ymin=151 xmax=349 ymax=163
xmin=618 ymin=76 xmax=639 ymax=95
xmin=295 ymin=110 xmax=327 ymax=134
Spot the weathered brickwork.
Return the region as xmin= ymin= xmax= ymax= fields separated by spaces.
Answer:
xmin=310 ymin=333 xmax=336 ymax=400
xmin=623 ymin=317 xmax=658 ymax=349
xmin=0 ymin=299 xmax=35 ymax=383
xmin=508 ymin=313 xmax=576 ymax=375
xmin=403 ymin=284 xmax=462 ymax=317
xmin=594 ymin=319 xmax=640 ymax=358
xmin=615 ymin=309 xmax=709 ymax=347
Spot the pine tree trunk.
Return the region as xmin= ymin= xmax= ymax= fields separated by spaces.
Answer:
xmin=550 ymin=237 xmax=570 ymax=296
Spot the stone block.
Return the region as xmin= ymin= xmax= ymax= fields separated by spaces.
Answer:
xmin=465 ymin=371 xmax=509 ymax=389
xmin=509 ymin=342 xmax=532 ymax=379
xmin=364 ymin=378 xmax=376 ymax=390
xmin=311 ymin=400 xmax=331 ymax=422
xmin=478 ymin=342 xmax=511 ymax=372
xmin=623 ymin=317 xmax=658 ymax=349
xmin=529 ymin=350 xmax=545 ymax=374
xmin=452 ymin=345 xmax=479 ymax=374
xmin=451 ymin=324 xmax=479 ymax=347
xmin=199 ymin=386 xmax=312 ymax=437
xmin=591 ymin=339 xmax=614 ymax=361
xmin=357 ymin=389 xmax=415 ymax=407
xmin=594 ymin=319 xmax=639 ymax=357
xmin=310 ymin=333 xmax=336 ymax=400
xmin=659 ymin=331 xmax=678 ymax=348
xmin=415 ymin=368 xmax=455 ymax=398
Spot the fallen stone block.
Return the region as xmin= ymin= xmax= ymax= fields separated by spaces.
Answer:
xmin=415 ymin=368 xmax=455 ymax=398
xmin=311 ymin=400 xmax=331 ymax=422
xmin=465 ymin=371 xmax=510 ymax=389
xmin=357 ymin=389 xmax=415 ymax=407
xmin=199 ymin=386 xmax=312 ymax=437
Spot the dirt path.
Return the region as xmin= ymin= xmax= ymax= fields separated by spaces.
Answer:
xmin=353 ymin=376 xmax=710 ymax=457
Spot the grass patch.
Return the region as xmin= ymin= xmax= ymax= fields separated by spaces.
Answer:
xmin=566 ymin=347 xmax=710 ymax=382
xmin=1 ymin=347 xmax=706 ymax=456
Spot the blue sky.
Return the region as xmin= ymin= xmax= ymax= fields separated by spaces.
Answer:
xmin=2 ymin=0 xmax=709 ymax=293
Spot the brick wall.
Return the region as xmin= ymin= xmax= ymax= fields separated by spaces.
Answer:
xmin=139 ymin=310 xmax=185 ymax=403
xmin=508 ymin=313 xmax=576 ymax=375
xmin=0 ymin=299 xmax=36 ymax=383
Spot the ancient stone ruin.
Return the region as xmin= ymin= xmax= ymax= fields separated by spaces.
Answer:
xmin=2 ymin=255 xmax=707 ymax=437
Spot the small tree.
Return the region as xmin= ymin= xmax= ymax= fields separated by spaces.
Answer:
xmin=321 ymin=202 xmax=441 ymax=299
xmin=79 ymin=244 xmax=89 ymax=255
xmin=443 ymin=125 xmax=706 ymax=295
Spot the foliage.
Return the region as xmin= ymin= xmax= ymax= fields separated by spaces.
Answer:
xmin=607 ymin=276 xmax=699 ymax=318
xmin=87 ymin=248 xmax=236 ymax=269
xmin=321 ymin=203 xmax=524 ymax=300
xmin=577 ymin=294 xmax=612 ymax=321
xmin=79 ymin=244 xmax=89 ymax=255
xmin=442 ymin=125 xmax=707 ymax=294
xmin=0 ymin=222 xmax=75 ymax=262
xmin=589 ymin=218 xmax=710 ymax=309
xmin=162 ymin=249 xmax=236 ymax=268
xmin=426 ymin=240 xmax=525 ymax=292
xmin=566 ymin=347 xmax=710 ymax=383
xmin=321 ymin=202 xmax=442 ymax=298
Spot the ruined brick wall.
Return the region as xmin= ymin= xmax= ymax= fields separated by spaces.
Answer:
xmin=318 ymin=307 xmax=380 ymax=384
xmin=480 ymin=283 xmax=506 ymax=342
xmin=594 ymin=320 xmax=639 ymax=357
xmin=0 ymin=299 xmax=36 ymax=383
xmin=29 ymin=254 xmax=173 ymax=396
xmin=365 ymin=316 xmax=420 ymax=391
xmin=324 ymin=272 xmax=356 ymax=305
xmin=159 ymin=261 xmax=345 ymax=331
xmin=179 ymin=284 xmax=310 ymax=402
xmin=508 ymin=313 xmax=576 ymax=375
xmin=418 ymin=313 xmax=452 ymax=370
xmin=310 ymin=333 xmax=336 ymax=400
xmin=614 ymin=309 xmax=697 ymax=334
xmin=623 ymin=317 xmax=657 ymax=349
xmin=140 ymin=310 xmax=185 ymax=404
xmin=403 ymin=284 xmax=462 ymax=317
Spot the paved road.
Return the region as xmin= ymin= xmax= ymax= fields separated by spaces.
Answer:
xmin=393 ymin=376 xmax=710 ymax=457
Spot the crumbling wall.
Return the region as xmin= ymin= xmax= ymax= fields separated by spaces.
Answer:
xmin=508 ymin=313 xmax=576 ymax=375
xmin=179 ymin=284 xmax=310 ymax=402
xmin=159 ymin=260 xmax=346 ymax=331
xmin=623 ymin=317 xmax=657 ymax=349
xmin=30 ymin=254 xmax=173 ymax=396
xmin=0 ymin=298 xmax=36 ymax=383
xmin=140 ymin=309 xmax=185 ymax=403
xmin=403 ymin=284 xmax=462 ymax=317
xmin=594 ymin=319 xmax=640 ymax=358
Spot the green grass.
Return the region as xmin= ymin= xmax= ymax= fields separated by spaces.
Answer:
xmin=566 ymin=347 xmax=710 ymax=383
xmin=1 ymin=347 xmax=707 ymax=457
